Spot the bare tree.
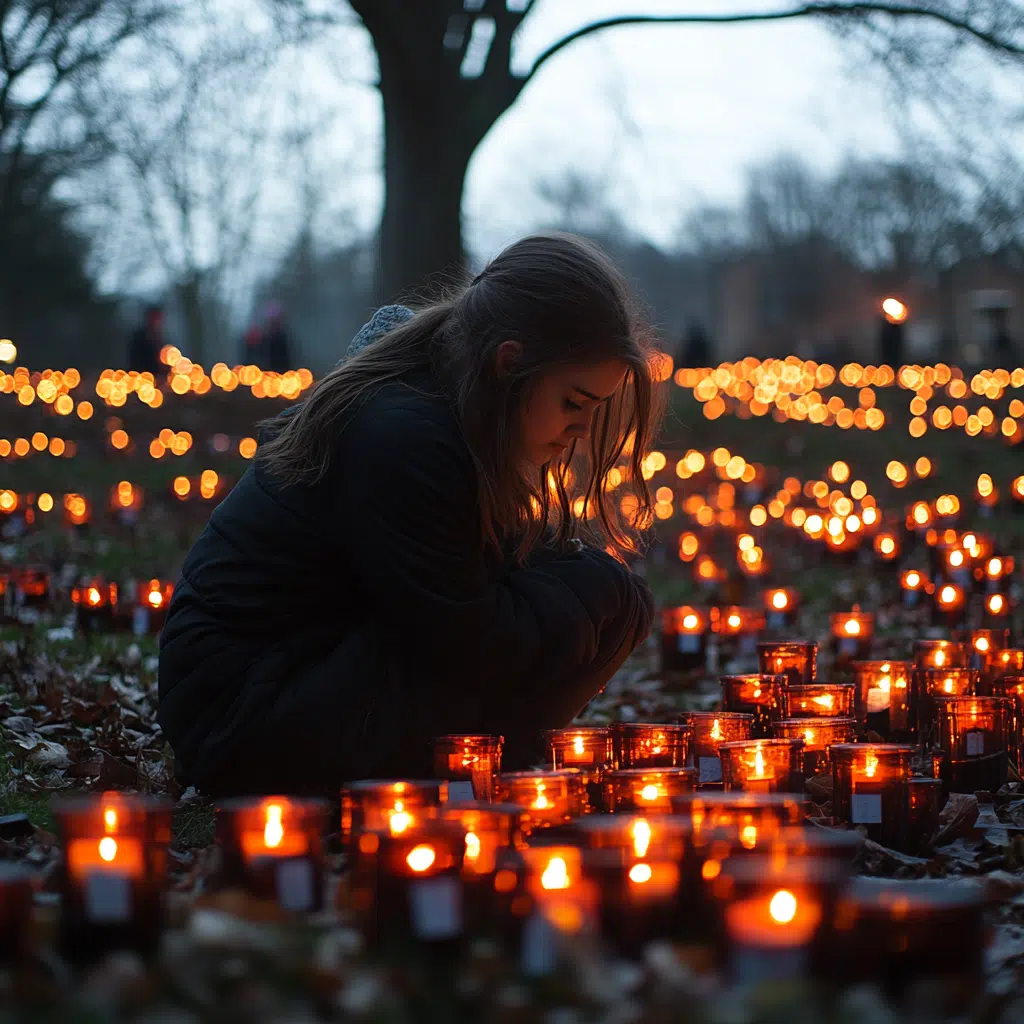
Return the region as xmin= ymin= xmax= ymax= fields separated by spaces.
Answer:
xmin=283 ymin=0 xmax=1024 ymax=300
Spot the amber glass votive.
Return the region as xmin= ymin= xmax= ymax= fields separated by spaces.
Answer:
xmin=913 ymin=639 xmax=966 ymax=670
xmin=831 ymin=744 xmax=914 ymax=851
xmin=773 ymin=718 xmax=856 ymax=777
xmin=661 ymin=605 xmax=709 ymax=673
xmin=935 ymin=696 xmax=1013 ymax=793
xmin=216 ymin=796 xmax=327 ymax=913
xmin=994 ymin=649 xmax=1024 ymax=677
xmin=721 ymin=674 xmax=785 ymax=737
xmin=910 ymin=667 xmax=978 ymax=743
xmin=497 ymin=771 xmax=585 ymax=831
xmin=719 ymin=738 xmax=804 ymax=794
xmin=545 ymin=727 xmax=614 ymax=771
xmin=953 ymin=627 xmax=1009 ymax=666
xmin=781 ymin=683 xmax=855 ymax=719
xmin=342 ymin=780 xmax=444 ymax=846
xmin=602 ymin=767 xmax=697 ymax=813
xmin=757 ymin=641 xmax=817 ymax=686
xmin=991 ymin=675 xmax=1024 ymax=770
xmin=613 ymin=723 xmax=692 ymax=769
xmin=432 ymin=734 xmax=503 ymax=803
xmin=907 ymin=777 xmax=943 ymax=855
xmin=830 ymin=611 xmax=874 ymax=660
xmin=52 ymin=793 xmax=173 ymax=959
xmin=852 ymin=660 xmax=911 ymax=736
xmin=683 ymin=712 xmax=753 ymax=785
xmin=439 ymin=803 xmax=524 ymax=876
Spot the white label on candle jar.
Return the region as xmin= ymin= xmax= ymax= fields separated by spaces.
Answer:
xmin=965 ymin=731 xmax=985 ymax=757
xmin=410 ymin=876 xmax=461 ymax=940
xmin=851 ymin=793 xmax=883 ymax=824
xmin=865 ymin=688 xmax=891 ymax=714
xmin=84 ymin=870 xmax=131 ymax=922
xmin=732 ymin=944 xmax=807 ymax=987
xmin=677 ymin=633 xmax=701 ymax=654
xmin=699 ymin=756 xmax=723 ymax=783
xmin=276 ymin=858 xmax=314 ymax=911
xmin=521 ymin=910 xmax=558 ymax=977
xmin=132 ymin=607 xmax=149 ymax=636
xmin=839 ymin=637 xmax=859 ymax=656
xmin=445 ymin=780 xmax=475 ymax=803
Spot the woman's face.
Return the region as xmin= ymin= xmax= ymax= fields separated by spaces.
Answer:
xmin=519 ymin=359 xmax=628 ymax=467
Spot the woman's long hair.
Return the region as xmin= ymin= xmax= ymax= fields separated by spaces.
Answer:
xmin=258 ymin=233 xmax=665 ymax=561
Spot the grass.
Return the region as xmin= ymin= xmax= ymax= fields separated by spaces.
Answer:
xmin=0 ymin=736 xmax=55 ymax=832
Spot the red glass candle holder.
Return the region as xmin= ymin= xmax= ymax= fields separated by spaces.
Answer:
xmin=439 ymin=803 xmax=524 ymax=877
xmin=757 ymin=641 xmax=817 ymax=686
xmin=994 ymin=649 xmax=1024 ymax=678
xmin=52 ymin=792 xmax=173 ymax=959
xmin=544 ymin=727 xmax=614 ymax=771
xmin=431 ymin=734 xmax=503 ymax=803
xmin=954 ymin=628 xmax=1010 ymax=679
xmin=912 ymin=639 xmax=966 ymax=670
xmin=721 ymin=674 xmax=785 ymax=738
xmin=602 ymin=767 xmax=698 ymax=813
xmin=129 ymin=579 xmax=174 ymax=636
xmin=216 ymin=796 xmax=327 ymax=913
xmin=830 ymin=611 xmax=874 ymax=661
xmin=991 ymin=675 xmax=1024 ymax=771
xmin=763 ymin=588 xmax=799 ymax=628
xmin=899 ymin=569 xmax=929 ymax=609
xmin=719 ymin=738 xmax=804 ymax=794
xmin=831 ymin=744 xmax=914 ymax=851
xmin=72 ymin=579 xmax=118 ymax=633
xmin=773 ymin=718 xmax=856 ymax=776
xmin=661 ymin=605 xmax=709 ymax=673
xmin=613 ymin=723 xmax=692 ymax=769
xmin=935 ymin=696 xmax=1014 ymax=793
xmin=781 ymin=683 xmax=855 ymax=719
xmin=714 ymin=606 xmax=765 ymax=657
xmin=10 ymin=565 xmax=51 ymax=608
xmin=341 ymin=780 xmax=444 ymax=846
xmin=910 ymin=667 xmax=979 ymax=744
xmin=907 ymin=777 xmax=944 ymax=855
xmin=497 ymin=771 xmax=585 ymax=831
xmin=683 ymin=712 xmax=753 ymax=785
xmin=851 ymin=661 xmax=911 ymax=736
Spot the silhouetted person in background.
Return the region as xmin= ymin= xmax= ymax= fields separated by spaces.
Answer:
xmin=263 ymin=301 xmax=292 ymax=372
xmin=128 ymin=305 xmax=165 ymax=375
xmin=681 ymin=321 xmax=712 ymax=367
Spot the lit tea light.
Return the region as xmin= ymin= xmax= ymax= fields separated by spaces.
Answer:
xmin=439 ymin=802 xmax=523 ymax=883
xmin=831 ymin=744 xmax=915 ymax=852
xmin=756 ymin=641 xmax=817 ymax=687
xmin=913 ymin=640 xmax=967 ymax=671
xmin=497 ymin=771 xmax=585 ymax=831
xmin=721 ymin=674 xmax=786 ymax=738
xmin=953 ymin=628 xmax=1010 ymax=677
xmin=660 ymin=605 xmax=709 ymax=674
xmin=773 ymin=717 xmax=856 ymax=776
xmin=613 ymin=723 xmax=692 ymax=769
xmin=72 ymin=579 xmax=118 ymax=633
xmin=129 ymin=579 xmax=173 ymax=636
xmin=216 ymin=796 xmax=328 ymax=913
xmin=995 ymin=649 xmax=1024 ymax=677
xmin=899 ymin=569 xmax=929 ymax=608
xmin=762 ymin=588 xmax=799 ymax=629
xmin=935 ymin=696 xmax=1014 ymax=794
xmin=341 ymin=780 xmax=444 ymax=848
xmin=432 ymin=734 xmax=503 ymax=803
xmin=683 ymin=712 xmax=754 ymax=785
xmin=602 ymin=767 xmax=697 ymax=812
xmin=713 ymin=606 xmax=766 ymax=657
xmin=719 ymin=738 xmax=804 ymax=794
xmin=781 ymin=684 xmax=856 ymax=720
xmin=545 ymin=727 xmax=614 ymax=770
xmin=830 ymin=610 xmax=874 ymax=661
xmin=851 ymin=661 xmax=911 ymax=736
xmin=909 ymin=668 xmax=978 ymax=744
xmin=935 ymin=583 xmax=966 ymax=622
xmin=53 ymin=793 xmax=173 ymax=959
xmin=874 ymin=532 xmax=900 ymax=561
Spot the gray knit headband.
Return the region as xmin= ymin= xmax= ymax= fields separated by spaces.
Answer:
xmin=343 ymin=304 xmax=415 ymax=363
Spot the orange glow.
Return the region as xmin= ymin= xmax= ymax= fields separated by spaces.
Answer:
xmin=98 ymin=837 xmax=118 ymax=862
xmin=406 ymin=845 xmax=436 ymax=873
xmin=882 ymin=298 xmax=908 ymax=323
xmin=769 ymin=889 xmax=798 ymax=924
xmin=263 ymin=803 xmax=284 ymax=848
xmin=541 ymin=855 xmax=570 ymax=890
xmin=628 ymin=863 xmax=653 ymax=884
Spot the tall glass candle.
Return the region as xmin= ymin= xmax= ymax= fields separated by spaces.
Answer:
xmin=719 ymin=738 xmax=804 ymax=794
xmin=432 ymin=734 xmax=503 ymax=803
xmin=851 ymin=661 xmax=911 ymax=736
xmin=721 ymin=674 xmax=785 ymax=737
xmin=831 ymin=744 xmax=914 ymax=851
xmin=935 ymin=696 xmax=1013 ymax=793
xmin=913 ymin=639 xmax=967 ymax=670
xmin=683 ymin=712 xmax=753 ymax=785
xmin=601 ymin=767 xmax=698 ymax=813
xmin=773 ymin=718 xmax=856 ymax=777
xmin=781 ymin=684 xmax=855 ymax=720
xmin=613 ymin=723 xmax=691 ymax=769
xmin=910 ymin=668 xmax=979 ymax=744
xmin=757 ymin=641 xmax=817 ymax=686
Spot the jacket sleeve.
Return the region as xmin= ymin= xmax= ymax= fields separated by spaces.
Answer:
xmin=334 ymin=398 xmax=649 ymax=689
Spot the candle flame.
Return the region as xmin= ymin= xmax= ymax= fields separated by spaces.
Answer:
xmin=87 ymin=587 xmax=101 ymax=606
xmin=753 ymin=687 xmax=762 ymax=699
xmin=98 ymin=836 xmax=118 ymax=862
xmin=769 ymin=889 xmax=797 ymax=924
xmin=532 ymin=783 xmax=551 ymax=811
xmin=541 ymin=855 xmax=570 ymax=890
xmin=878 ymin=675 xmax=891 ymax=693
xmin=753 ymin=745 xmax=766 ymax=778
xmin=989 ymin=595 xmax=1005 ymax=614
xmin=989 ymin=558 xmax=1003 ymax=576
xmin=935 ymin=649 xmax=946 ymax=667
xmin=406 ymin=844 xmax=436 ymax=873
xmin=573 ymin=734 xmax=585 ymax=755
xmin=728 ymin=613 xmax=741 ymax=629
xmin=389 ymin=801 xmax=413 ymax=835
xmin=264 ymin=803 xmax=284 ymax=848
xmin=844 ymin=619 xmax=861 ymax=636
xmin=772 ymin=591 xmax=788 ymax=610
xmin=975 ymin=637 xmax=990 ymax=653
xmin=464 ymin=831 xmax=481 ymax=862
xmin=632 ymin=819 xmax=652 ymax=858
xmin=804 ymin=729 xmax=816 ymax=745
xmin=944 ymin=677 xmax=954 ymax=693
xmin=147 ymin=588 xmax=164 ymax=608
xmin=682 ymin=613 xmax=699 ymax=631
xmin=865 ymin=753 xmax=879 ymax=778
xmin=639 ymin=784 xmax=660 ymax=802
xmin=740 ymin=825 xmax=758 ymax=850
xmin=628 ymin=863 xmax=652 ymax=884
xmin=710 ymin=718 xmax=723 ymax=741
xmin=103 ymin=808 xmax=117 ymax=831
xmin=812 ymin=694 xmax=834 ymax=709
xmin=905 ymin=572 xmax=920 ymax=588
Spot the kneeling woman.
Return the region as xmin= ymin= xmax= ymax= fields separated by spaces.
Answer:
xmin=158 ymin=233 xmax=661 ymax=796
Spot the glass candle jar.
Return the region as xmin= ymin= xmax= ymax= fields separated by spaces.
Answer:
xmin=719 ymin=738 xmax=805 ymax=794
xmin=52 ymin=793 xmax=173 ymax=959
xmin=216 ymin=796 xmax=328 ymax=913
xmin=935 ymin=696 xmax=1014 ymax=793
xmin=781 ymin=684 xmax=855 ymax=720
xmin=994 ymin=649 xmax=1024 ymax=678
xmin=602 ymin=767 xmax=698 ymax=813
xmin=907 ymin=777 xmax=944 ymax=856
xmin=954 ymin=627 xmax=1009 ymax=669
xmin=763 ymin=587 xmax=799 ymax=628
xmin=773 ymin=718 xmax=857 ymax=777
xmin=497 ymin=771 xmax=586 ymax=831
xmin=721 ymin=674 xmax=786 ymax=738
xmin=432 ymin=734 xmax=503 ymax=803
xmin=757 ymin=641 xmax=817 ymax=686
xmin=613 ymin=723 xmax=692 ymax=769
xmin=831 ymin=744 xmax=914 ymax=852
xmin=342 ymin=780 xmax=444 ymax=846
xmin=913 ymin=639 xmax=967 ymax=670
xmin=544 ymin=727 xmax=614 ymax=771
xmin=661 ymin=605 xmax=709 ymax=674
xmin=439 ymin=803 xmax=524 ymax=878
xmin=991 ymin=675 xmax=1024 ymax=771
xmin=900 ymin=569 xmax=928 ymax=608
xmin=683 ymin=712 xmax=753 ymax=785
xmin=910 ymin=667 xmax=979 ymax=744
xmin=830 ymin=611 xmax=874 ymax=660
xmin=852 ymin=661 xmax=911 ymax=736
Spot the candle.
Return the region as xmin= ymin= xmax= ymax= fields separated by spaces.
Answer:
xmin=719 ymin=738 xmax=804 ymax=794
xmin=830 ymin=610 xmax=874 ymax=661
xmin=909 ymin=668 xmax=978 ymax=744
xmin=11 ymin=565 xmax=51 ymax=608
xmin=613 ymin=723 xmax=691 ymax=769
xmin=934 ymin=583 xmax=966 ymax=623
xmin=341 ymin=780 xmax=444 ymax=847
xmin=851 ymin=660 xmax=911 ymax=736
xmin=995 ymin=649 xmax=1024 ymax=677
xmin=714 ymin=606 xmax=765 ymax=657
xmin=127 ymin=579 xmax=173 ymax=636
xmin=72 ymin=579 xmax=117 ymax=633
xmin=602 ymin=767 xmax=697 ymax=813
xmin=762 ymin=588 xmax=799 ymax=629
xmin=780 ymin=684 xmax=855 ymax=720
xmin=660 ymin=605 xmax=709 ymax=674
xmin=216 ymin=796 xmax=327 ymax=912
xmin=53 ymin=793 xmax=173 ymax=959
xmin=991 ymin=675 xmax=1024 ymax=772
xmin=545 ymin=727 xmax=614 ymax=770
xmin=683 ymin=712 xmax=753 ymax=784
xmin=907 ymin=777 xmax=944 ymax=855
xmin=899 ymin=569 xmax=928 ymax=608
xmin=432 ymin=734 xmax=503 ymax=803
xmin=935 ymin=696 xmax=1013 ymax=793
xmin=756 ymin=641 xmax=817 ymax=687
xmin=772 ymin=718 xmax=856 ymax=777
xmin=721 ymin=674 xmax=786 ymax=737
xmin=913 ymin=640 xmax=967 ymax=671
xmin=831 ymin=744 xmax=914 ymax=852
xmin=497 ymin=771 xmax=585 ymax=831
